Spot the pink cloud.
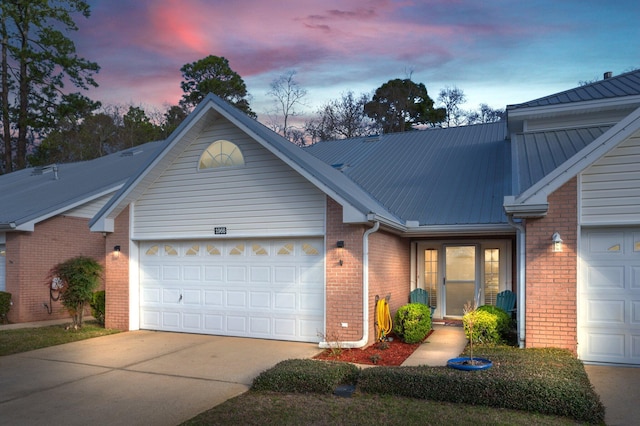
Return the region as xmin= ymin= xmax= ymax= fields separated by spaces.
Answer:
xmin=75 ymin=0 xmax=635 ymax=116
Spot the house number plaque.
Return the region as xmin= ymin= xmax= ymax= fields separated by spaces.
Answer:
xmin=214 ymin=227 xmax=227 ymax=235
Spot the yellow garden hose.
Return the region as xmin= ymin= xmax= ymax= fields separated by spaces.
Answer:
xmin=376 ymin=298 xmax=393 ymax=341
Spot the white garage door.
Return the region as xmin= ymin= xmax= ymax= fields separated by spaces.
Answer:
xmin=139 ymin=239 xmax=324 ymax=342
xmin=579 ymin=228 xmax=640 ymax=365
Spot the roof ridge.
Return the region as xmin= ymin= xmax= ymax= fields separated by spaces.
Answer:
xmin=508 ymin=69 xmax=640 ymax=109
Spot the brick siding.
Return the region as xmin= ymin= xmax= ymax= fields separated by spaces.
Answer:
xmin=325 ymin=198 xmax=365 ymax=342
xmin=104 ymin=207 xmax=130 ymax=330
xmin=5 ymin=216 xmax=105 ymax=323
xmin=368 ymin=231 xmax=411 ymax=342
xmin=325 ymin=198 xmax=410 ymax=346
xmin=525 ymin=178 xmax=578 ymax=352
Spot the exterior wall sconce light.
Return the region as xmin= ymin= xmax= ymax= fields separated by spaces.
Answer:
xmin=336 ymin=241 xmax=345 ymax=266
xmin=113 ymin=245 xmax=121 ymax=259
xmin=552 ymin=233 xmax=563 ymax=252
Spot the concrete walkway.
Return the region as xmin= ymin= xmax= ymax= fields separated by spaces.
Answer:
xmin=402 ymin=324 xmax=467 ymax=366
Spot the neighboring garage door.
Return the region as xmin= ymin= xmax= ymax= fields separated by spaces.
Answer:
xmin=139 ymin=239 xmax=324 ymax=342
xmin=579 ymin=228 xmax=640 ymax=365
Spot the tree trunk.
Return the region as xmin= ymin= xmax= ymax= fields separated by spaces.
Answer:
xmin=16 ymin=9 xmax=29 ymax=170
xmin=1 ymin=13 xmax=11 ymax=173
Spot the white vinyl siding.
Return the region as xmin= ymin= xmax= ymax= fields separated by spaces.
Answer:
xmin=133 ymin=119 xmax=326 ymax=240
xmin=581 ymin=130 xmax=640 ymax=225
xmin=65 ymin=193 xmax=116 ymax=219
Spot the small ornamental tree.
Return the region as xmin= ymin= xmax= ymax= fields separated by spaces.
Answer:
xmin=49 ymin=256 xmax=103 ymax=329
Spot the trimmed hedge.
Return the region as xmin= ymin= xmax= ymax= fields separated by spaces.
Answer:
xmin=0 ymin=291 xmax=11 ymax=324
xmin=251 ymin=347 xmax=605 ymax=424
xmin=358 ymin=347 xmax=603 ymax=424
xmin=463 ymin=305 xmax=511 ymax=344
xmin=393 ymin=303 xmax=431 ymax=343
xmin=251 ymin=359 xmax=360 ymax=394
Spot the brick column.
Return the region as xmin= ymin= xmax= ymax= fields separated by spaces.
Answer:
xmin=105 ymin=207 xmax=130 ymax=330
xmin=325 ymin=198 xmax=365 ymax=342
xmin=525 ymin=178 xmax=578 ymax=352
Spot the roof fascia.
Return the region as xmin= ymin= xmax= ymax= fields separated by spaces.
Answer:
xmin=363 ymin=214 xmax=511 ymax=236
xmin=504 ymin=105 xmax=640 ymax=216
xmin=508 ymin=94 xmax=640 ymax=117
xmin=8 ymin=185 xmax=122 ymax=232
xmin=403 ymin=223 xmax=515 ymax=236
xmin=507 ymin=96 xmax=640 ymax=133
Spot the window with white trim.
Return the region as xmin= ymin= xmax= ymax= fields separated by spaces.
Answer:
xmin=198 ymin=140 xmax=244 ymax=170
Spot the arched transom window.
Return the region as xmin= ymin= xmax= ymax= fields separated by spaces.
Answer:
xmin=198 ymin=139 xmax=244 ymax=170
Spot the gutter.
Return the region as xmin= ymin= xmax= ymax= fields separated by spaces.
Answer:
xmin=506 ymin=214 xmax=526 ymax=349
xmin=320 ymin=220 xmax=380 ymax=349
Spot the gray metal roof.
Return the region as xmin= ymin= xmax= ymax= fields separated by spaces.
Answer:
xmin=305 ymin=122 xmax=510 ymax=226
xmin=509 ymin=69 xmax=640 ymax=109
xmin=0 ymin=141 xmax=161 ymax=229
xmin=514 ymin=125 xmax=613 ymax=194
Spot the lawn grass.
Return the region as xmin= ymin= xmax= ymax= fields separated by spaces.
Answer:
xmin=0 ymin=321 xmax=120 ymax=356
xmin=183 ymin=344 xmax=605 ymax=425
xmin=183 ymin=392 xmax=588 ymax=426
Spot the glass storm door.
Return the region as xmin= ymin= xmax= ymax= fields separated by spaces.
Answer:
xmin=444 ymin=245 xmax=477 ymax=317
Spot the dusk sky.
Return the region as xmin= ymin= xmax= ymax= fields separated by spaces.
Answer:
xmin=75 ymin=0 xmax=638 ymax=121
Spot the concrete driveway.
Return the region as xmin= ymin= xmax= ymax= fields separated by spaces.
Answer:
xmin=0 ymin=331 xmax=321 ymax=426
xmin=585 ymin=364 xmax=640 ymax=426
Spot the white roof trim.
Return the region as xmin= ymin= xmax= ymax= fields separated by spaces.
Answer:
xmin=505 ymin=105 xmax=640 ymax=213
xmin=9 ymin=186 xmax=122 ymax=232
xmin=508 ymin=94 xmax=640 ymax=118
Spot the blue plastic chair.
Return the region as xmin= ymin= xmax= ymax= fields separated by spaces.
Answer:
xmin=496 ymin=290 xmax=516 ymax=316
xmin=410 ymin=288 xmax=435 ymax=318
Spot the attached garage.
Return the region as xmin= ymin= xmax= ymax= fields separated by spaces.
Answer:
xmin=579 ymin=228 xmax=640 ymax=365
xmin=139 ymin=239 xmax=325 ymax=342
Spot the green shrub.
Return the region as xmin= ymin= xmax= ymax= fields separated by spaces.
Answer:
xmin=90 ymin=291 xmax=106 ymax=326
xmin=477 ymin=305 xmax=511 ymax=336
xmin=49 ymin=256 xmax=103 ymax=329
xmin=393 ymin=303 xmax=431 ymax=343
xmin=251 ymin=359 xmax=360 ymax=394
xmin=357 ymin=347 xmax=604 ymax=424
xmin=463 ymin=306 xmax=508 ymax=344
xmin=0 ymin=291 xmax=11 ymax=324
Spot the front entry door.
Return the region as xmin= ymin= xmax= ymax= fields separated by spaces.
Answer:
xmin=417 ymin=240 xmax=511 ymax=319
xmin=444 ymin=245 xmax=477 ymax=317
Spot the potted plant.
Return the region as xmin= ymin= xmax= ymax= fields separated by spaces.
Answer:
xmin=447 ymin=301 xmax=492 ymax=370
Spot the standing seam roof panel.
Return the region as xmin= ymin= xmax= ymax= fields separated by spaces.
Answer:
xmin=305 ymin=122 xmax=509 ymax=226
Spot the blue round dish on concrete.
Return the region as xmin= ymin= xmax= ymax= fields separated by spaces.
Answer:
xmin=447 ymin=357 xmax=493 ymax=370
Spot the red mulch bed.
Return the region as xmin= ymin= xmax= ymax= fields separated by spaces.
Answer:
xmin=313 ymin=331 xmax=433 ymax=366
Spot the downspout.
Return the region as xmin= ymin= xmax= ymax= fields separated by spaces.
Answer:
xmin=319 ymin=220 xmax=380 ymax=349
xmin=507 ymin=214 xmax=526 ymax=349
